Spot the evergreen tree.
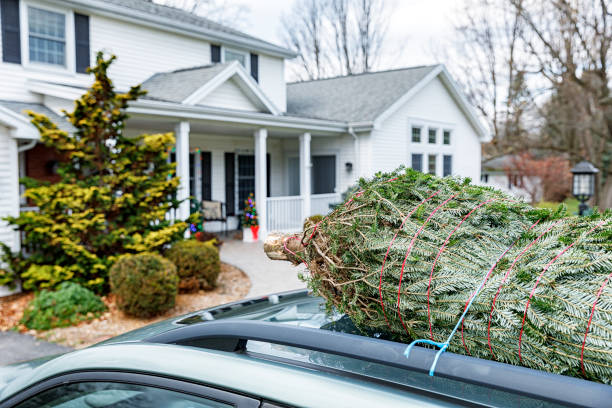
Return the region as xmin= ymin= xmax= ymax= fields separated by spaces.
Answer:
xmin=0 ymin=53 xmax=187 ymax=293
xmin=266 ymin=168 xmax=612 ymax=383
xmin=242 ymin=193 xmax=258 ymax=227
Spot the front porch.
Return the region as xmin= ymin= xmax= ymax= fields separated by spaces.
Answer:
xmin=121 ymin=109 xmax=353 ymax=239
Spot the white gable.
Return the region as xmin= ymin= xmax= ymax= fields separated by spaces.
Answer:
xmin=368 ymin=75 xmax=482 ymax=182
xmin=197 ymin=78 xmax=261 ymax=112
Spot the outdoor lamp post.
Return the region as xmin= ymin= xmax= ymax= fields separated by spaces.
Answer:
xmin=571 ymin=160 xmax=599 ymax=216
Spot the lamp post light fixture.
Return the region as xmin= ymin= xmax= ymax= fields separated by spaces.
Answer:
xmin=571 ymin=160 xmax=599 ymax=216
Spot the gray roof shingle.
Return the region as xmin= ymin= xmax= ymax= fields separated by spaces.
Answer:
xmin=102 ymin=0 xmax=293 ymax=56
xmin=0 ymin=100 xmax=75 ymax=133
xmin=286 ymin=65 xmax=439 ymax=122
xmin=141 ymin=63 xmax=231 ymax=103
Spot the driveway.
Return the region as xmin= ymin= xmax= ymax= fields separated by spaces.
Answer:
xmin=219 ymin=239 xmax=307 ymax=297
xmin=0 ymin=331 xmax=72 ymax=366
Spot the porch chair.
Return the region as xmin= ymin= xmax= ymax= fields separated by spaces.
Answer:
xmin=201 ymin=200 xmax=229 ymax=234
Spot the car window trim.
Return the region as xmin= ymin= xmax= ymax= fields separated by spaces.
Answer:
xmin=0 ymin=370 xmax=260 ymax=408
xmin=246 ymin=351 xmax=489 ymax=408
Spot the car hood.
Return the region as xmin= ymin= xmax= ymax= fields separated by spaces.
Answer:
xmin=0 ymin=355 xmax=59 ymax=395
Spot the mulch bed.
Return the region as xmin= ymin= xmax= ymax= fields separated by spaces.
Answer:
xmin=0 ymin=262 xmax=251 ymax=348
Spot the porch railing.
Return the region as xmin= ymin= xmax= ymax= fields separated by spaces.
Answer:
xmin=266 ymin=195 xmax=304 ymax=232
xmin=266 ymin=193 xmax=341 ymax=233
xmin=310 ymin=193 xmax=340 ymax=216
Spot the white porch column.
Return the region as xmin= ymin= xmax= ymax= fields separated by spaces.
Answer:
xmin=299 ymin=132 xmax=312 ymax=220
xmin=175 ymin=121 xmax=190 ymax=221
xmin=254 ymin=128 xmax=267 ymax=240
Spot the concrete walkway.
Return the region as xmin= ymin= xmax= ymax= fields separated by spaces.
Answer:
xmin=0 ymin=331 xmax=72 ymax=366
xmin=219 ymin=240 xmax=307 ymax=297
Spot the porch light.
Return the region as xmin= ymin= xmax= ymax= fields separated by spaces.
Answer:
xmin=345 ymin=162 xmax=353 ymax=172
xmin=571 ymin=160 xmax=599 ymax=215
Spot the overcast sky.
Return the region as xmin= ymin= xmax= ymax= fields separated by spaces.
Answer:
xmin=235 ymin=0 xmax=459 ymax=76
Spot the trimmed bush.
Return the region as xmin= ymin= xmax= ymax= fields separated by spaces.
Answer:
xmin=20 ymin=282 xmax=106 ymax=330
xmin=109 ymin=253 xmax=178 ymax=317
xmin=166 ymin=240 xmax=221 ymax=292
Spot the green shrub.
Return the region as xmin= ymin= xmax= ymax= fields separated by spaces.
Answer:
xmin=0 ymin=53 xmax=187 ymax=294
xmin=165 ymin=240 xmax=221 ymax=292
xmin=20 ymin=282 xmax=106 ymax=330
xmin=109 ymin=253 xmax=178 ymax=317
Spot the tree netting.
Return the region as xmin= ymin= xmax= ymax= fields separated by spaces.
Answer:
xmin=273 ymin=168 xmax=612 ymax=383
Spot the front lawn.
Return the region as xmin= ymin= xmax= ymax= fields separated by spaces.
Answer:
xmin=536 ymin=197 xmax=579 ymax=215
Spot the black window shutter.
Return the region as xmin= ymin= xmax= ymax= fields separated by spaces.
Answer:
xmin=201 ymin=151 xmax=212 ymax=201
xmin=74 ymin=13 xmax=90 ymax=73
xmin=1 ymin=0 xmax=21 ymax=64
xmin=250 ymin=53 xmax=259 ymax=82
xmin=224 ymin=152 xmax=235 ymax=215
xmin=211 ymin=44 xmax=221 ymax=63
xmin=266 ymin=153 xmax=270 ymax=197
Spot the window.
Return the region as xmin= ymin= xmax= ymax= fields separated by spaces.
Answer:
xmin=428 ymin=128 xmax=437 ymax=144
xmin=411 ymin=127 xmax=421 ymax=143
xmin=443 ymin=155 xmax=452 ymax=177
xmin=481 ymin=173 xmax=489 ymax=183
xmin=224 ymin=48 xmax=247 ymax=67
xmin=411 ymin=154 xmax=423 ymax=172
xmin=428 ymin=154 xmax=436 ymax=175
xmin=238 ymin=155 xmax=255 ymax=210
xmin=28 ymin=6 xmax=66 ymax=66
xmin=14 ymin=381 xmax=232 ymax=408
xmin=311 ymin=155 xmax=336 ymax=194
xmin=443 ymin=130 xmax=451 ymax=145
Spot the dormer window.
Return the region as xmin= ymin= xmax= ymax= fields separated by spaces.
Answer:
xmin=28 ymin=6 xmax=66 ymax=66
xmin=223 ymin=48 xmax=247 ymax=68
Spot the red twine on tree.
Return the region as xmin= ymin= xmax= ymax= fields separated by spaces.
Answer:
xmin=581 ymin=270 xmax=612 ymax=376
xmin=486 ymin=219 xmax=560 ymax=358
xmin=518 ymin=219 xmax=605 ymax=363
xmin=426 ymin=198 xmax=497 ymax=341
xmin=378 ymin=190 xmax=442 ymax=328
xmin=396 ymin=193 xmax=461 ymax=336
xmin=283 ymin=178 xmax=399 ymax=268
xmin=459 ymin=219 xmax=541 ymax=355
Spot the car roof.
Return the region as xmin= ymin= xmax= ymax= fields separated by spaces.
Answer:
xmin=0 ymin=343 xmax=449 ymax=407
xmin=2 ymin=289 xmax=611 ymax=407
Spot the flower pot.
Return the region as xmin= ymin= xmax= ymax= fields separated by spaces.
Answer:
xmin=242 ymin=227 xmax=253 ymax=242
xmin=250 ymin=225 xmax=259 ymax=241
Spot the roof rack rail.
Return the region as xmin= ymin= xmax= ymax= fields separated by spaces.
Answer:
xmin=145 ymin=320 xmax=610 ymax=408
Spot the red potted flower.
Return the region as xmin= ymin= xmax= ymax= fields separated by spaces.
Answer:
xmin=243 ymin=193 xmax=259 ymax=242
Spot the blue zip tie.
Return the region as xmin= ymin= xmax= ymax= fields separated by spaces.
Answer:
xmin=403 ymin=339 xmax=448 ymax=376
xmin=404 ymin=247 xmax=514 ymax=377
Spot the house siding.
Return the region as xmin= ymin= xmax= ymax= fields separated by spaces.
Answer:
xmin=90 ymin=15 xmax=211 ymax=91
xmin=0 ymin=2 xmax=287 ymax=107
xmin=370 ymin=76 xmax=482 ymax=181
xmin=198 ymin=78 xmax=260 ymax=112
xmin=0 ymin=128 xmax=19 ymax=252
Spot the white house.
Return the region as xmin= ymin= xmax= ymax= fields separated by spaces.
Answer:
xmin=0 ymin=0 xmax=489 ymax=267
xmin=481 ymin=155 xmax=542 ymax=202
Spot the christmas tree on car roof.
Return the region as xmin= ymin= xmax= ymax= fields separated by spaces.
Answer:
xmin=264 ymin=167 xmax=612 ymax=383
